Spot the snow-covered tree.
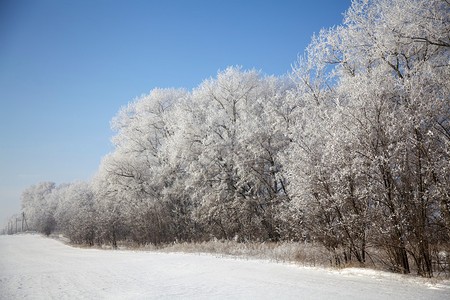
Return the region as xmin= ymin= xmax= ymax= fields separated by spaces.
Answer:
xmin=93 ymin=88 xmax=191 ymax=245
xmin=173 ymin=66 xmax=293 ymax=241
xmin=54 ymin=182 xmax=96 ymax=245
xmin=20 ymin=182 xmax=56 ymax=235
xmin=285 ymin=0 xmax=449 ymax=275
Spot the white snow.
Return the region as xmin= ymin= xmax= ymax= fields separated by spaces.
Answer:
xmin=1 ymin=234 xmax=449 ymax=299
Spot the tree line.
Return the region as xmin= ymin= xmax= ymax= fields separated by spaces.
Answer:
xmin=4 ymin=0 xmax=449 ymax=277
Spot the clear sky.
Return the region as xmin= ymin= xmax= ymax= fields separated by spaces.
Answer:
xmin=0 ymin=0 xmax=351 ymax=225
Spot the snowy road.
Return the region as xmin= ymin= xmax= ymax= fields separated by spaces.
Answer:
xmin=0 ymin=235 xmax=449 ymax=299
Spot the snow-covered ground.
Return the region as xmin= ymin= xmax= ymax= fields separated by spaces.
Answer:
xmin=1 ymin=234 xmax=449 ymax=299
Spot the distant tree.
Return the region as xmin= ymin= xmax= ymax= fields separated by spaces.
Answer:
xmin=54 ymin=182 xmax=96 ymax=245
xmin=21 ymin=182 xmax=56 ymax=235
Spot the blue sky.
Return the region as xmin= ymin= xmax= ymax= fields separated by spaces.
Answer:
xmin=0 ymin=0 xmax=351 ymax=224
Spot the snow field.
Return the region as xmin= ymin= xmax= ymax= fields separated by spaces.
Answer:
xmin=1 ymin=234 xmax=449 ymax=299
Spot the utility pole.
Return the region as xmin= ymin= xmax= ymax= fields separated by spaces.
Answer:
xmin=23 ymin=212 xmax=29 ymax=231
